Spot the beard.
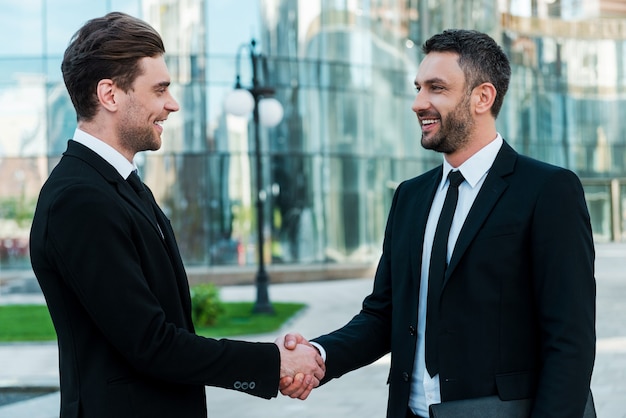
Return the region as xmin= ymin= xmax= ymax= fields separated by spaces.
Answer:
xmin=421 ymin=95 xmax=474 ymax=154
xmin=118 ymin=97 xmax=162 ymax=154
xmin=119 ymin=123 xmax=161 ymax=154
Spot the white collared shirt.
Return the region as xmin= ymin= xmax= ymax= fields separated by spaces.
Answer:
xmin=409 ymin=134 xmax=503 ymax=416
xmin=72 ymin=128 xmax=136 ymax=180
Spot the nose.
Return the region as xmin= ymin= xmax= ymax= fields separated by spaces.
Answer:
xmin=411 ymin=89 xmax=427 ymax=114
xmin=166 ymin=93 xmax=180 ymax=113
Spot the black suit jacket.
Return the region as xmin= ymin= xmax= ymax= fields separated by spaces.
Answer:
xmin=313 ymin=141 xmax=595 ymax=418
xmin=30 ymin=140 xmax=280 ymax=418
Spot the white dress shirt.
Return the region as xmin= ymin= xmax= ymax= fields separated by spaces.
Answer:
xmin=72 ymin=128 xmax=137 ymax=180
xmin=409 ymin=134 xmax=503 ymax=416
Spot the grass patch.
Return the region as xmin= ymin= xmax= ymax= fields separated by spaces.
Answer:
xmin=195 ymin=302 xmax=305 ymax=338
xmin=0 ymin=302 xmax=305 ymax=342
xmin=0 ymin=305 xmax=56 ymax=342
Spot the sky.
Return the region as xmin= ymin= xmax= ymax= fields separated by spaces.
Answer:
xmin=0 ymin=0 xmax=265 ymax=156
xmin=0 ymin=0 xmax=260 ymax=57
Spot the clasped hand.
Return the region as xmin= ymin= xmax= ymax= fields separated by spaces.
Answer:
xmin=274 ymin=332 xmax=325 ymax=400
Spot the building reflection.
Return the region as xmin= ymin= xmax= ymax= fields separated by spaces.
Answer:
xmin=2 ymin=0 xmax=626 ymax=271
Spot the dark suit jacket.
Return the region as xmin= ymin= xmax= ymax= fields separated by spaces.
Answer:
xmin=30 ymin=140 xmax=280 ymax=418
xmin=313 ymin=141 xmax=596 ymax=418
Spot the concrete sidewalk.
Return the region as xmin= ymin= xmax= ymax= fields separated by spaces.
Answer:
xmin=1 ymin=243 xmax=625 ymax=417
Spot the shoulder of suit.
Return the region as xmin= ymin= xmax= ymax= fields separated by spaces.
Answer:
xmin=515 ymin=153 xmax=572 ymax=175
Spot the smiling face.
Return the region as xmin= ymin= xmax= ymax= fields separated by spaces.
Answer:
xmin=116 ymin=56 xmax=179 ymax=154
xmin=412 ymin=51 xmax=475 ymax=155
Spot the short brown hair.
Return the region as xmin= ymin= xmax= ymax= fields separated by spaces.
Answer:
xmin=422 ymin=29 xmax=511 ymax=118
xmin=61 ymin=12 xmax=166 ymax=121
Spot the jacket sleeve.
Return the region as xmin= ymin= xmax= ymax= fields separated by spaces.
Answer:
xmin=42 ymin=182 xmax=280 ymax=399
xmin=530 ymin=169 xmax=595 ymax=417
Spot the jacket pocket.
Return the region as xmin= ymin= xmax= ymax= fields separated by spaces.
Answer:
xmin=495 ymin=370 xmax=537 ymax=400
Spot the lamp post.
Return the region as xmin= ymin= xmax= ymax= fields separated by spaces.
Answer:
xmin=224 ymin=39 xmax=283 ymax=314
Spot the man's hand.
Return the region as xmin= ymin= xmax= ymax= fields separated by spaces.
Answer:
xmin=274 ymin=333 xmax=325 ymax=400
xmin=282 ymin=332 xmax=315 ymax=350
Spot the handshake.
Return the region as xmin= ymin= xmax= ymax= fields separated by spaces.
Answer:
xmin=274 ymin=332 xmax=325 ymax=400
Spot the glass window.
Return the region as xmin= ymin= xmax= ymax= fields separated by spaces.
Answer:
xmin=0 ymin=1 xmax=44 ymax=56
xmin=207 ymin=1 xmax=260 ymax=55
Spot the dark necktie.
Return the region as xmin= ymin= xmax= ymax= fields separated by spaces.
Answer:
xmin=127 ymin=170 xmax=163 ymax=238
xmin=425 ymin=169 xmax=465 ymax=377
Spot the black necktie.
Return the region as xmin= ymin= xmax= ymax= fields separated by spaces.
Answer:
xmin=425 ymin=169 xmax=465 ymax=377
xmin=127 ymin=170 xmax=163 ymax=237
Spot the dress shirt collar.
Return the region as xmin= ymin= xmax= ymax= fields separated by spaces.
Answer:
xmin=72 ymin=128 xmax=137 ymax=180
xmin=440 ymin=133 xmax=503 ymax=190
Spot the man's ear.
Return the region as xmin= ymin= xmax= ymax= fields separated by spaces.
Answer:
xmin=96 ymin=79 xmax=118 ymax=112
xmin=473 ymin=82 xmax=496 ymax=115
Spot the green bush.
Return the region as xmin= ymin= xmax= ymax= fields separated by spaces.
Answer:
xmin=190 ymin=283 xmax=225 ymax=326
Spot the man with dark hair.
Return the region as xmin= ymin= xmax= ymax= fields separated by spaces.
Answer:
xmin=280 ymin=29 xmax=596 ymax=418
xmin=30 ymin=12 xmax=323 ymax=418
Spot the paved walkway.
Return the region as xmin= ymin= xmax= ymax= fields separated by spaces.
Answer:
xmin=1 ymin=243 xmax=625 ymax=417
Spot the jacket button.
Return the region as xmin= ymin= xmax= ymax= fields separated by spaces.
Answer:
xmin=402 ymin=372 xmax=409 ymax=382
xmin=408 ymin=325 xmax=416 ymax=336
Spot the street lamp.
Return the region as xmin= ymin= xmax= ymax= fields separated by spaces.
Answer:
xmin=224 ymin=39 xmax=283 ymax=314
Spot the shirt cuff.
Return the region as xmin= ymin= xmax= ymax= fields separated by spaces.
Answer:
xmin=310 ymin=341 xmax=327 ymax=362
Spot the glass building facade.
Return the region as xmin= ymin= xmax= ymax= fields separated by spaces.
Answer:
xmin=2 ymin=0 xmax=626 ymax=271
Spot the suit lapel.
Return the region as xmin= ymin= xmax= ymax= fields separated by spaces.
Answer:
xmin=444 ymin=142 xmax=517 ymax=287
xmin=65 ymin=140 xmax=164 ymax=238
xmin=71 ymin=141 xmax=171 ymax=241
xmin=410 ymin=167 xmax=442 ymax=285
xmin=150 ymin=203 xmax=194 ymax=322
xmin=64 ymin=140 xmax=191 ymax=303
xmin=121 ymin=183 xmax=166 ymax=238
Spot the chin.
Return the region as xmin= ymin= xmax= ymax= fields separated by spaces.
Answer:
xmin=421 ymin=136 xmax=439 ymax=151
xmin=150 ymin=136 xmax=162 ymax=151
xmin=139 ymin=141 xmax=161 ymax=153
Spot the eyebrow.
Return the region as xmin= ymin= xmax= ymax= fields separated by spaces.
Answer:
xmin=415 ymin=77 xmax=448 ymax=87
xmin=153 ymin=81 xmax=171 ymax=89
